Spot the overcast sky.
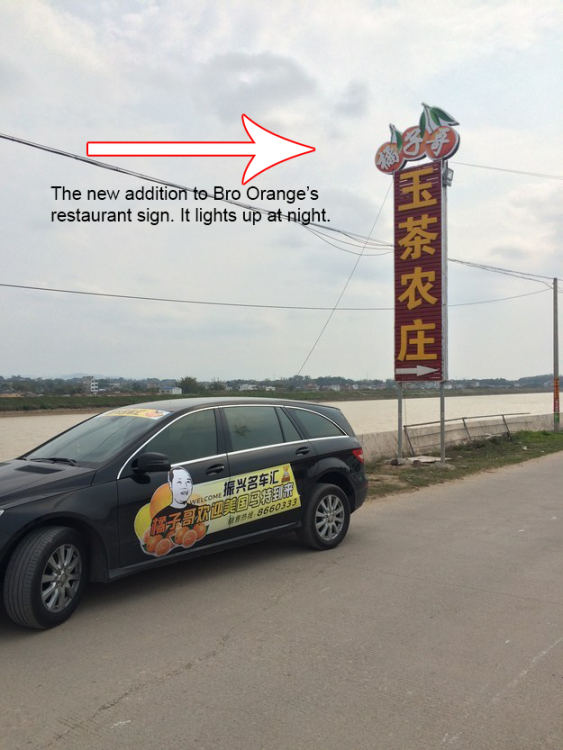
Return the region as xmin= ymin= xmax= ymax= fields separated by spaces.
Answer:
xmin=1 ymin=0 xmax=562 ymax=382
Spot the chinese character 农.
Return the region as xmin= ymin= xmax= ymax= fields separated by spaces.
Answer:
xmin=398 ymin=319 xmax=437 ymax=361
xmin=397 ymin=214 xmax=438 ymax=260
xmin=398 ymin=268 xmax=438 ymax=310
xmin=398 ymin=167 xmax=437 ymax=212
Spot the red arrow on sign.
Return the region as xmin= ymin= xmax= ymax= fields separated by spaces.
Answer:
xmin=86 ymin=115 xmax=315 ymax=185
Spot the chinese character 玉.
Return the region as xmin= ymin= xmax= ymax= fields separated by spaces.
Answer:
xmin=398 ymin=167 xmax=437 ymax=211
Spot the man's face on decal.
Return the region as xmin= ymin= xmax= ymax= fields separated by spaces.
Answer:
xmin=169 ymin=469 xmax=193 ymax=507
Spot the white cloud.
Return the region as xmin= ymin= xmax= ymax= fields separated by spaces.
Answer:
xmin=0 ymin=0 xmax=562 ymax=380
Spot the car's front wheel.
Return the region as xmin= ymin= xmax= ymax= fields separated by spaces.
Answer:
xmin=3 ymin=526 xmax=88 ymax=629
xmin=297 ymin=483 xmax=350 ymax=550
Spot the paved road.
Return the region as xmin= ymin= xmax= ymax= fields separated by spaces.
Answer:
xmin=2 ymin=454 xmax=563 ymax=749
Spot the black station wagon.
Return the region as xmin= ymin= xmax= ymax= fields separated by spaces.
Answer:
xmin=0 ymin=397 xmax=367 ymax=629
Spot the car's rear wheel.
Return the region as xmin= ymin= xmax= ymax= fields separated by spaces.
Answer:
xmin=297 ymin=483 xmax=350 ymax=550
xmin=3 ymin=526 xmax=88 ymax=629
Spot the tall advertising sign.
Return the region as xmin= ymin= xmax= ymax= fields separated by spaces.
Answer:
xmin=376 ymin=103 xmax=459 ymax=459
xmin=394 ymin=161 xmax=444 ymax=381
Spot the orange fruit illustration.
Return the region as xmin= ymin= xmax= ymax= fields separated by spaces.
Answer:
xmin=182 ymin=529 xmax=198 ymax=548
xmin=155 ymin=538 xmax=173 ymax=557
xmin=423 ymin=125 xmax=460 ymax=160
xmin=149 ymin=484 xmax=172 ymax=518
xmin=146 ymin=534 xmax=162 ymax=554
xmin=193 ymin=522 xmax=207 ymax=541
xmin=175 ymin=526 xmax=187 ymax=546
xmin=375 ymin=141 xmax=404 ymax=173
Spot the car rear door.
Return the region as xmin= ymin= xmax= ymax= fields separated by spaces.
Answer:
xmin=218 ymin=404 xmax=318 ymax=536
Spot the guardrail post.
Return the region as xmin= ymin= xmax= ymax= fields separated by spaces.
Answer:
xmin=502 ymin=414 xmax=511 ymax=437
xmin=404 ymin=426 xmax=415 ymax=456
xmin=462 ymin=417 xmax=472 ymax=442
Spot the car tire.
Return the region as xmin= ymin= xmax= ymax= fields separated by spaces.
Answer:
xmin=3 ymin=526 xmax=88 ymax=630
xmin=296 ymin=483 xmax=350 ymax=551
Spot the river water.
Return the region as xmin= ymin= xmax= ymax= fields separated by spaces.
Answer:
xmin=0 ymin=392 xmax=553 ymax=462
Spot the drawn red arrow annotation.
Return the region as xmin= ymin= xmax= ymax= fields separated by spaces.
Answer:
xmin=87 ymin=115 xmax=315 ymax=185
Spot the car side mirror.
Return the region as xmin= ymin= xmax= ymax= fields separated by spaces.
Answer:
xmin=133 ymin=452 xmax=171 ymax=474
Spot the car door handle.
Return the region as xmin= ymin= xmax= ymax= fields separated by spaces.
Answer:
xmin=295 ymin=446 xmax=310 ymax=456
xmin=206 ymin=463 xmax=225 ymax=475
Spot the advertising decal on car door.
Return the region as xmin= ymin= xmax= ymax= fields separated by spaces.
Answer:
xmin=134 ymin=463 xmax=301 ymax=558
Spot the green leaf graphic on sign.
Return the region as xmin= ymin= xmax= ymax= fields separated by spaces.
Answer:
xmin=433 ymin=107 xmax=458 ymax=125
xmin=431 ymin=108 xmax=441 ymax=125
xmin=419 ymin=112 xmax=426 ymax=134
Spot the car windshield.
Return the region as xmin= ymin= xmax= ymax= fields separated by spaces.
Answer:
xmin=24 ymin=408 xmax=171 ymax=467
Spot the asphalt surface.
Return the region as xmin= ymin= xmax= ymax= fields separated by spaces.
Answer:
xmin=2 ymin=453 xmax=563 ymax=750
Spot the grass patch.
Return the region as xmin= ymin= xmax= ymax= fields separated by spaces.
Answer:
xmin=366 ymin=430 xmax=563 ymax=501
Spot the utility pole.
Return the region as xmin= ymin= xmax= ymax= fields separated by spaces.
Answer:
xmin=554 ymin=278 xmax=560 ymax=432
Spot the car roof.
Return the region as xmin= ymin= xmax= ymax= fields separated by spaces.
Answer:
xmin=122 ymin=396 xmax=342 ymax=414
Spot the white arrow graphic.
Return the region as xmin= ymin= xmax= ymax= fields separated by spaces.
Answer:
xmin=87 ymin=115 xmax=315 ymax=185
xmin=395 ymin=365 xmax=439 ymax=377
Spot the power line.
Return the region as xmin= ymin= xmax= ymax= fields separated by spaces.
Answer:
xmin=0 ymin=282 xmax=390 ymax=311
xmin=452 ymin=161 xmax=563 ymax=181
xmin=295 ymin=183 xmax=393 ymax=375
xmin=0 ymin=280 xmax=549 ymax=312
xmin=450 ymin=288 xmax=550 ymax=306
xmin=450 ymin=258 xmax=558 ymax=285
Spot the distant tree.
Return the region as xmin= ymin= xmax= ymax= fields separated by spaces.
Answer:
xmin=178 ymin=376 xmax=203 ymax=394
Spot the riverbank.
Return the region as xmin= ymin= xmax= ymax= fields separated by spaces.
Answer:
xmin=0 ymin=387 xmax=552 ymax=413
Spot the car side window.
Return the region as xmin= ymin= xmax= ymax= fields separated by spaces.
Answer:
xmin=288 ymin=408 xmax=345 ymax=438
xmin=277 ymin=408 xmax=302 ymax=442
xmin=224 ymin=406 xmax=284 ymax=452
xmin=144 ymin=409 xmax=218 ymax=464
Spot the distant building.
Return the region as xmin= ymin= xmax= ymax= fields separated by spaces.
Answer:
xmin=82 ymin=377 xmax=98 ymax=395
xmin=159 ymin=386 xmax=182 ymax=395
xmin=239 ymin=384 xmax=257 ymax=392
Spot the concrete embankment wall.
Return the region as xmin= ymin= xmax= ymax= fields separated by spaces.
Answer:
xmin=358 ymin=413 xmax=554 ymax=462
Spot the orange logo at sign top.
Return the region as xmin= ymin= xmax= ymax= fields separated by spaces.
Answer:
xmin=375 ymin=103 xmax=459 ymax=174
